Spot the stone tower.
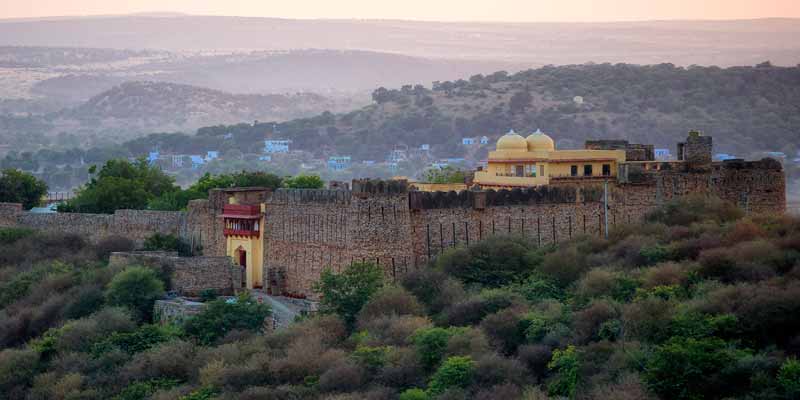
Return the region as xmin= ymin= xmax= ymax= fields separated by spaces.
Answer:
xmin=677 ymin=130 xmax=712 ymax=170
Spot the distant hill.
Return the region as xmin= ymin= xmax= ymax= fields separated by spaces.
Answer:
xmin=54 ymin=81 xmax=349 ymax=134
xmin=179 ymin=63 xmax=800 ymax=160
xmin=0 ymin=16 xmax=798 ymax=66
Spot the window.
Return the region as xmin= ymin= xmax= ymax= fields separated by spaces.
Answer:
xmin=602 ymin=164 xmax=611 ymax=176
xmin=540 ymin=165 xmax=545 ymax=177
xmin=530 ymin=165 xmax=537 ymax=177
xmin=570 ymin=165 xmax=578 ymax=177
xmin=514 ymin=165 xmax=524 ymax=177
xmin=584 ymin=165 xmax=593 ymax=176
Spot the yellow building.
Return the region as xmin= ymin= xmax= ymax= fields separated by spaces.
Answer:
xmin=473 ymin=129 xmax=626 ymax=188
xmin=222 ymin=201 xmax=265 ymax=289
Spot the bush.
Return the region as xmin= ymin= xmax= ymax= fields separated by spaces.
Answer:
xmin=379 ymin=347 xmax=426 ymax=389
xmin=93 ymin=324 xmax=182 ymax=356
xmin=646 ymin=195 xmax=743 ymax=226
xmin=437 ymin=235 xmax=539 ymax=287
xmin=0 ymin=348 xmax=40 ymax=394
xmin=778 ymin=357 xmax=800 ymax=398
xmin=106 ymin=266 xmax=166 ymax=322
xmin=546 ymin=345 xmax=579 ymax=398
xmin=318 ymin=359 xmax=365 ymax=393
xmin=644 ymin=336 xmax=747 ymax=400
xmin=314 ymin=262 xmax=384 ymax=329
xmin=428 ymin=356 xmax=475 ymax=396
xmin=517 ymin=344 xmax=552 ymax=379
xmin=121 ymin=340 xmax=197 ymax=383
xmin=399 ymin=388 xmax=430 ymax=400
xmin=480 ymin=308 xmax=528 ymax=355
xmin=0 ymin=227 xmax=34 ymax=245
xmin=357 ymin=286 xmax=424 ymax=325
xmin=143 ymin=233 xmax=192 ymax=256
xmin=472 ymin=353 xmax=527 ymax=388
xmin=96 ymin=235 xmax=136 ymax=260
xmin=0 ymin=168 xmax=47 ymax=210
xmin=183 ymin=292 xmax=271 ymax=345
xmin=539 ymin=243 xmax=592 ymax=287
xmin=412 ymin=327 xmax=463 ymax=371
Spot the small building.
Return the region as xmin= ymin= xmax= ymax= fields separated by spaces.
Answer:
xmin=480 ymin=136 xmax=489 ymax=145
xmin=420 ymin=144 xmax=430 ymax=151
xmin=462 ymin=137 xmax=477 ymax=145
xmin=148 ymin=151 xmax=160 ymax=165
xmin=264 ymin=140 xmax=291 ymax=153
xmin=654 ymin=149 xmax=671 ymax=160
xmin=473 ymin=129 xmax=626 ymax=188
xmin=388 ymin=149 xmax=407 ymax=163
xmin=206 ymin=151 xmax=219 ymax=161
xmin=714 ymin=153 xmax=737 ymax=161
xmin=171 ymin=155 xmax=184 ymax=168
xmin=189 ymin=155 xmax=205 ymax=169
xmin=328 ymin=156 xmax=352 ymax=171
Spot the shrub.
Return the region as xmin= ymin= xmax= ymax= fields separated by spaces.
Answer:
xmin=480 ymin=308 xmax=528 ymax=354
xmin=0 ymin=348 xmax=40 ymax=394
xmin=641 ymin=262 xmax=689 ymax=289
xmin=318 ymin=359 xmax=365 ymax=393
xmin=0 ymin=227 xmax=34 ymax=245
xmin=437 ymin=235 xmax=538 ymax=287
xmin=644 ymin=337 xmax=747 ymax=400
xmin=401 ymin=270 xmax=467 ymax=314
xmin=778 ymin=357 xmax=800 ymax=398
xmin=106 ymin=266 xmax=165 ymax=322
xmin=314 ymin=262 xmax=384 ymax=329
xmin=572 ymin=300 xmax=618 ymax=344
xmin=351 ymin=345 xmax=390 ymax=373
xmin=378 ymin=347 xmax=426 ymax=389
xmin=472 ymin=353 xmax=527 ymax=388
xmin=0 ymin=168 xmax=47 ymax=210
xmin=121 ymin=340 xmax=197 ymax=383
xmin=357 ymin=286 xmax=424 ymax=325
xmin=546 ymin=345 xmax=579 ymax=398
xmin=96 ymin=235 xmax=136 ymax=260
xmin=359 ymin=315 xmax=431 ymax=347
xmin=646 ymin=195 xmax=743 ymax=226
xmin=539 ymin=244 xmax=592 ymax=287
xmin=399 ymin=388 xmax=430 ymax=400
xmin=474 ymin=383 xmax=523 ymax=400
xmin=143 ymin=233 xmax=192 ymax=256
xmin=113 ymin=378 xmax=180 ymax=400
xmin=93 ymin=323 xmax=182 ymax=356
xmin=47 ymin=307 xmax=137 ymax=354
xmin=428 ymin=356 xmax=475 ymax=396
xmin=183 ymin=292 xmax=271 ymax=345
xmin=517 ymin=345 xmax=553 ymax=379
xmin=412 ymin=327 xmax=463 ymax=371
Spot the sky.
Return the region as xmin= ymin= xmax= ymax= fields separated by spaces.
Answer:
xmin=1 ymin=0 xmax=799 ymax=22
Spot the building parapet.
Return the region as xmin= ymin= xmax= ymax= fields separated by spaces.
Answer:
xmin=409 ymin=185 xmax=598 ymax=210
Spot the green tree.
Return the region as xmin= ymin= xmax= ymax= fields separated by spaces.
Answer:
xmin=411 ymin=327 xmax=463 ymax=371
xmin=436 ymin=235 xmax=539 ymax=287
xmin=313 ymin=262 xmax=384 ymax=329
xmin=283 ymin=174 xmax=324 ymax=189
xmin=422 ymin=166 xmax=466 ymax=184
xmin=0 ymin=168 xmax=47 ymax=210
xmin=106 ymin=266 xmax=166 ymax=322
xmin=183 ymin=292 xmax=271 ymax=345
xmin=778 ymin=358 xmax=800 ymax=398
xmin=547 ymin=345 xmax=579 ymax=398
xmin=60 ymin=159 xmax=178 ymax=213
xmin=427 ymin=356 xmax=475 ymax=396
xmin=645 ymin=337 xmax=746 ymax=400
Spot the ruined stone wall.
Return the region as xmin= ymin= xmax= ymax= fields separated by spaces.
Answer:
xmin=109 ymin=251 xmax=242 ymax=296
xmin=263 ymin=188 xmax=414 ymax=297
xmin=186 ymin=199 xmax=225 ymax=257
xmin=0 ymin=206 xmax=186 ymax=245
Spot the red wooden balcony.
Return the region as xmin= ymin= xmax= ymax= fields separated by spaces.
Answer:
xmin=222 ymin=204 xmax=261 ymax=237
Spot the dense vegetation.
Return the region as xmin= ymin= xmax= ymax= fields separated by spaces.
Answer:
xmin=2 ymin=195 xmax=800 ymax=399
xmin=0 ymin=168 xmax=47 ymax=210
xmin=57 ymin=159 xmax=321 ymax=213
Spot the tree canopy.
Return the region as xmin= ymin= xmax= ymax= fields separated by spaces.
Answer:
xmin=0 ymin=169 xmax=47 ymax=210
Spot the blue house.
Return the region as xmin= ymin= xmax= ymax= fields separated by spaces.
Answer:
xmin=264 ymin=140 xmax=291 ymax=153
xmin=205 ymin=151 xmax=219 ymax=161
xmin=189 ymin=155 xmax=205 ymax=169
xmin=654 ymin=148 xmax=671 ymax=160
xmin=147 ymin=151 xmax=160 ymax=165
xmin=462 ymin=137 xmax=476 ymax=145
xmin=420 ymin=144 xmax=430 ymax=151
xmin=328 ymin=156 xmax=351 ymax=171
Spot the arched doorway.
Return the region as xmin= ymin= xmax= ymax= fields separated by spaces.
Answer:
xmin=235 ymin=246 xmax=247 ymax=287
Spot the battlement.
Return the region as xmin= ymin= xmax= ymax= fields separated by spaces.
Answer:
xmin=351 ymin=179 xmax=409 ymax=195
xmin=408 ymin=185 xmax=603 ymax=210
xmin=268 ymin=188 xmax=353 ymax=205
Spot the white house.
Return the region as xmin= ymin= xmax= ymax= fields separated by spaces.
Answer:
xmin=264 ymin=140 xmax=291 ymax=153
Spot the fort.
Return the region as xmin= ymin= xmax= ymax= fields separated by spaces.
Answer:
xmin=0 ymin=132 xmax=786 ymax=299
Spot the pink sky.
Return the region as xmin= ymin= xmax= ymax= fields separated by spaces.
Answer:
xmin=2 ymin=0 xmax=799 ymax=22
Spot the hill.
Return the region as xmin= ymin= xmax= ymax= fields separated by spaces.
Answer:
xmin=1 ymin=195 xmax=800 ymax=399
xmin=177 ymin=63 xmax=800 ymax=160
xmin=0 ymin=16 xmax=798 ymax=67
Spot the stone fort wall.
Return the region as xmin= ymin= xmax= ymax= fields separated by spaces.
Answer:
xmin=0 ymin=207 xmax=186 ymax=245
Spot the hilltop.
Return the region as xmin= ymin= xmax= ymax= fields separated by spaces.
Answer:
xmin=183 ymin=63 xmax=800 ymax=160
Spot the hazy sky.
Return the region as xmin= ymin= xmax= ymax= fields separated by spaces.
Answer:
xmin=1 ymin=0 xmax=799 ymax=22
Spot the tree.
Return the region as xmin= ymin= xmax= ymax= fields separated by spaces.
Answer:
xmin=106 ymin=266 xmax=166 ymax=322
xmin=183 ymin=292 xmax=271 ymax=345
xmin=282 ymin=174 xmax=324 ymax=189
xmin=547 ymin=345 xmax=579 ymax=398
xmin=0 ymin=169 xmax=47 ymax=210
xmin=313 ymin=262 xmax=384 ymax=329
xmin=60 ymin=159 xmax=179 ymax=214
xmin=436 ymin=235 xmax=539 ymax=287
xmin=427 ymin=356 xmax=475 ymax=396
xmin=422 ymin=166 xmax=466 ymax=184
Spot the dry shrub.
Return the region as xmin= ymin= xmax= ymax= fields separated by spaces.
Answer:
xmin=539 ymin=244 xmax=592 ymax=287
xmin=446 ymin=326 xmax=491 ymax=360
xmin=403 ymin=269 xmax=468 ymax=314
xmin=357 ymin=286 xmax=424 ymax=326
xmin=609 ymin=235 xmax=659 ymax=268
xmin=285 ymin=315 xmax=348 ymax=348
xmin=472 ymin=353 xmax=527 ymax=388
xmin=270 ymin=335 xmax=348 ymax=383
xmin=378 ymin=347 xmax=425 ymax=388
xmin=441 ymin=298 xmax=490 ymax=326
xmin=0 ymin=348 xmax=40 ymax=395
xmin=725 ymin=219 xmax=767 ymax=244
xmin=573 ymin=300 xmax=618 ymax=344
xmin=56 ymin=307 xmax=136 ymax=353
xmin=361 ymin=315 xmax=432 ymax=347
xmin=521 ymin=386 xmax=553 ymax=399
xmin=474 ymin=383 xmax=523 ymax=400
xmin=121 ymin=340 xmax=197 ymax=383
xmin=517 ymin=344 xmax=552 ymax=379
xmin=480 ymin=307 xmax=527 ymax=355
xmin=698 ymin=281 xmax=800 ymax=346
xmin=698 ymin=240 xmax=782 ymax=282
xmin=641 ymin=262 xmax=689 ymax=289
xmin=584 ymin=372 xmax=655 ymax=400
xmin=95 ymin=235 xmax=135 ymax=261
xmin=233 ymin=385 xmax=314 ymax=400
xmin=318 ymin=358 xmax=365 ymax=393
xmin=576 ymin=269 xmax=618 ymax=299
xmin=621 ymin=297 xmax=675 ymax=343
